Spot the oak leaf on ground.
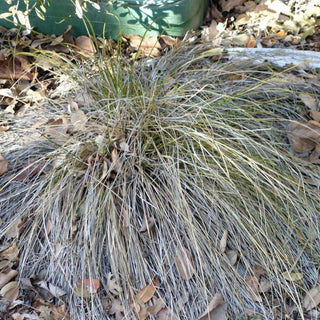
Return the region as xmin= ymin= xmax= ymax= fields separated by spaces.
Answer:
xmin=175 ymin=247 xmax=195 ymax=280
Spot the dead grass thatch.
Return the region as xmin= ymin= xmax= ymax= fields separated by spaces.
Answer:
xmin=1 ymin=44 xmax=320 ymax=319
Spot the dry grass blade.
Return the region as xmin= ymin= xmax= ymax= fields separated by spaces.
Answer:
xmin=1 ymin=43 xmax=320 ymax=319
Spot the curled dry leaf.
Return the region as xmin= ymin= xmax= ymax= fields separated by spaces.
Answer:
xmin=0 ymin=54 xmax=33 ymax=81
xmin=159 ymin=35 xmax=179 ymax=47
xmin=34 ymin=280 xmax=66 ymax=298
xmin=0 ymin=125 xmax=10 ymax=132
xmin=75 ymin=36 xmax=96 ymax=57
xmin=303 ymin=286 xmax=320 ymax=311
xmin=175 ymin=247 xmax=195 ymax=280
xmin=0 ymin=242 xmax=19 ymax=262
xmin=219 ymin=230 xmax=228 ymax=253
xmin=299 ymin=93 xmax=319 ymax=111
xmin=0 ymin=154 xmax=8 ymax=176
xmin=0 ymin=281 xmax=19 ymax=301
xmin=126 ymin=35 xmax=162 ymax=50
xmin=135 ymin=284 xmax=156 ymax=304
xmin=287 ymin=121 xmax=320 ymax=154
xmin=198 ymin=293 xmax=226 ymax=320
xmin=125 ymin=35 xmax=162 ymax=57
xmin=0 ymin=260 xmax=14 ymax=271
xmin=0 ymin=270 xmax=18 ymax=289
xmin=244 ymin=276 xmax=262 ymax=302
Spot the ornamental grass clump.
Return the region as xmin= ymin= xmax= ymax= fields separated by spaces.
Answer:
xmin=1 ymin=44 xmax=320 ymax=319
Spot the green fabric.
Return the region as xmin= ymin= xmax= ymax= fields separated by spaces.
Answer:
xmin=0 ymin=0 xmax=209 ymax=38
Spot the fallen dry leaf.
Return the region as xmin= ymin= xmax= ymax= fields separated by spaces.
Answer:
xmin=0 ymin=270 xmax=18 ymax=289
xmin=310 ymin=111 xmax=320 ymax=122
xmin=309 ymin=144 xmax=320 ymax=164
xmin=0 ymin=259 xmax=14 ymax=271
xmin=127 ymin=35 xmax=162 ymax=50
xmin=0 ymin=242 xmax=19 ymax=262
xmin=0 ymin=281 xmax=19 ymax=300
xmin=147 ymin=297 xmax=166 ymax=316
xmin=135 ymin=284 xmax=156 ymax=304
xmin=175 ymin=247 xmax=195 ymax=280
xmin=303 ymin=286 xmax=320 ymax=311
xmin=0 ymin=125 xmax=10 ymax=131
xmin=287 ymin=121 xmax=320 ymax=154
xmin=0 ymin=88 xmax=14 ymax=98
xmin=198 ymin=293 xmax=226 ymax=320
xmin=33 ymin=280 xmax=66 ymax=298
xmin=75 ymin=36 xmax=96 ymax=57
xmin=131 ymin=299 xmax=148 ymax=320
xmin=32 ymin=300 xmax=70 ymax=320
xmin=119 ymin=141 xmax=130 ymax=152
xmin=0 ymin=54 xmax=33 ymax=81
xmin=159 ymin=35 xmax=179 ymax=47
xmin=74 ymin=278 xmax=100 ymax=297
xmin=246 ymin=36 xmax=256 ymax=48
xmin=299 ymin=93 xmax=319 ymax=111
xmin=244 ymin=275 xmax=262 ymax=302
xmin=125 ymin=35 xmax=162 ymax=56
xmin=51 ymin=304 xmax=70 ymax=320
xmin=107 ymin=273 xmax=122 ymax=296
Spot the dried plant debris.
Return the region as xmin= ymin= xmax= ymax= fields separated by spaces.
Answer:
xmin=1 ymin=42 xmax=320 ymax=320
xmin=203 ymin=0 xmax=320 ymax=51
